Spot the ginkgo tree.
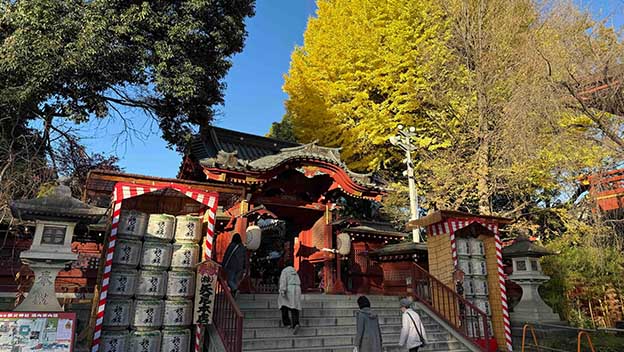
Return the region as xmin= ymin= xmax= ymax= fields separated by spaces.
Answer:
xmin=283 ymin=0 xmax=470 ymax=173
xmin=282 ymin=0 xmax=617 ymax=217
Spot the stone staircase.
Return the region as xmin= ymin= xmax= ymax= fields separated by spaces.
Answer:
xmin=237 ymin=294 xmax=474 ymax=352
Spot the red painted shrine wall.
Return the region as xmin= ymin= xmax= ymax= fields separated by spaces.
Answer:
xmin=348 ymin=241 xmax=385 ymax=294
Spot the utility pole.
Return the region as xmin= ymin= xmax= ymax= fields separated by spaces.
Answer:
xmin=390 ymin=125 xmax=421 ymax=242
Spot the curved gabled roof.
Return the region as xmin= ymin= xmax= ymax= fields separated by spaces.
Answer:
xmin=185 ymin=127 xmax=385 ymax=199
xmin=200 ymin=140 xmax=382 ymax=190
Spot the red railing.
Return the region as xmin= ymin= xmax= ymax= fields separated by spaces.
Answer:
xmin=411 ymin=264 xmax=494 ymax=352
xmin=213 ymin=273 xmax=244 ymax=352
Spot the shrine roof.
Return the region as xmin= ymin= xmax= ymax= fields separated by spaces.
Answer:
xmin=368 ymin=241 xmax=427 ymax=257
xmin=200 ymin=140 xmax=381 ymax=190
xmin=407 ymin=210 xmax=512 ymax=229
xmin=189 ymin=126 xmax=298 ymax=161
xmin=502 ymin=236 xmax=552 ymax=258
xmin=341 ymin=220 xmax=407 ymax=238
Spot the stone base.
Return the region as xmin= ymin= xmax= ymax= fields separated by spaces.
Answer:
xmin=14 ymin=262 xmax=66 ymax=312
xmin=511 ymin=305 xmax=562 ymax=325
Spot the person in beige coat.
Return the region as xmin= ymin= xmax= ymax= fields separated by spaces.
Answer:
xmin=399 ymin=298 xmax=427 ymax=352
xmin=278 ymin=261 xmax=302 ymax=334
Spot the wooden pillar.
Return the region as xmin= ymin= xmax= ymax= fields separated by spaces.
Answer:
xmin=236 ymin=200 xmax=249 ymax=242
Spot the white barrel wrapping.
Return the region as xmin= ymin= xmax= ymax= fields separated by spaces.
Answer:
xmin=456 ymin=238 xmax=470 ymax=256
xmin=166 ymin=270 xmax=196 ymax=298
xmin=472 ymin=277 xmax=489 ymax=295
xmin=132 ymin=299 xmax=165 ymax=329
xmin=137 ymin=270 xmax=167 ymax=298
xmin=174 ymin=215 xmax=202 ymax=243
xmin=101 ymin=330 xmax=130 ymax=352
xmin=170 ymin=243 xmax=199 ymax=270
xmin=466 ymin=317 xmax=489 ymax=338
xmin=129 ymin=330 xmax=162 ymax=352
xmin=161 ymin=328 xmax=191 ymax=352
xmin=103 ymin=299 xmax=133 ymax=329
xmin=113 ymin=239 xmax=142 ymax=267
xmin=163 ymin=299 xmax=194 ymax=327
xmin=146 ymin=213 xmax=176 ymax=242
xmin=470 ymin=257 xmax=487 ymax=276
xmin=464 ymin=278 xmax=475 ymax=295
xmin=140 ymin=241 xmax=173 ymax=269
xmin=118 ymin=210 xmax=148 ymax=239
xmin=457 ymin=256 xmax=471 ymax=275
xmin=109 ymin=269 xmax=138 ymax=297
xmin=469 ymin=238 xmax=485 ymax=256
xmin=472 ymin=297 xmax=491 ymax=316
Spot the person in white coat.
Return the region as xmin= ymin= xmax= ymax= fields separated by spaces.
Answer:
xmin=278 ymin=261 xmax=302 ymax=334
xmin=399 ymin=298 xmax=427 ymax=352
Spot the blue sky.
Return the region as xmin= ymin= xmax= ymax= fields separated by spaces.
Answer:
xmin=78 ymin=0 xmax=621 ymax=178
xmin=80 ymin=0 xmax=317 ymax=178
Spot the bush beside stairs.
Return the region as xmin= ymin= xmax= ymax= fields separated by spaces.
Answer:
xmin=237 ymin=294 xmax=474 ymax=352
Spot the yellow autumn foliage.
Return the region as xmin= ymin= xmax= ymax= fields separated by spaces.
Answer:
xmin=283 ymin=0 xmax=617 ymax=215
xmin=284 ymin=0 xmax=470 ymax=172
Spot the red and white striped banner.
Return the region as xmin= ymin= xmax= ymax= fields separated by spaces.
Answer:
xmin=427 ymin=218 xmax=512 ymax=351
xmin=495 ymin=233 xmax=513 ymax=352
xmin=91 ymin=182 xmax=218 ymax=352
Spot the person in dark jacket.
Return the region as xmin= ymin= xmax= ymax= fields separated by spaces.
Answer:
xmin=354 ymin=296 xmax=383 ymax=352
xmin=222 ymin=233 xmax=246 ymax=296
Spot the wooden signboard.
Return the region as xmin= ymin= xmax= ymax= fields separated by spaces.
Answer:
xmin=0 ymin=312 xmax=76 ymax=351
xmin=194 ymin=260 xmax=220 ymax=325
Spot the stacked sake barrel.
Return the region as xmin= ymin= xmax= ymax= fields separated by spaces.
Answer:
xmin=456 ymin=237 xmax=493 ymax=338
xmin=100 ymin=210 xmax=201 ymax=352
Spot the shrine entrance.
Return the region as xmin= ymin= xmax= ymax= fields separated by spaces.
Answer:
xmin=179 ymin=128 xmax=386 ymax=295
xmin=243 ymin=203 xmax=326 ymax=294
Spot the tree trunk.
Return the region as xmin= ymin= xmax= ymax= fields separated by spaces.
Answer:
xmin=475 ymin=0 xmax=491 ymax=215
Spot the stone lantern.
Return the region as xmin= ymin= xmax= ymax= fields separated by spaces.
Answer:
xmin=503 ymin=236 xmax=561 ymax=324
xmin=10 ymin=184 xmax=106 ymax=311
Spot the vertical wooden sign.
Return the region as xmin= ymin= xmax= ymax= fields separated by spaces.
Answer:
xmin=194 ymin=259 xmax=220 ymax=325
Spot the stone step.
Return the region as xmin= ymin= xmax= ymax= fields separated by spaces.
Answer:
xmin=242 ymin=307 xmax=428 ymax=319
xmin=242 ymin=333 xmax=465 ymax=351
xmin=243 ymin=316 xmax=441 ymax=330
xmin=265 ymin=346 xmax=470 ymax=352
xmin=237 ymin=294 xmax=473 ymax=352
xmin=238 ymin=294 xmax=401 ymax=303
xmin=243 ymin=324 xmax=450 ymax=340
xmin=237 ymin=298 xmax=403 ymax=310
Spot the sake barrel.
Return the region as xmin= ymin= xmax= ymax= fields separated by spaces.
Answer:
xmin=466 ymin=317 xmax=487 ymax=338
xmin=163 ymin=299 xmax=194 ymax=327
xmin=145 ymin=213 xmax=175 ymax=242
xmin=140 ymin=241 xmax=173 ymax=270
xmin=161 ymin=328 xmax=191 ymax=352
xmin=132 ymin=299 xmax=165 ymax=329
xmin=129 ymin=330 xmax=162 ymax=352
xmin=103 ymin=298 xmax=133 ymax=329
xmin=463 ymin=278 xmax=475 ymax=295
xmin=174 ymin=215 xmax=202 ymax=243
xmin=137 ymin=270 xmax=167 ymax=298
xmin=458 ymin=256 xmax=471 ymax=275
xmin=109 ymin=268 xmax=138 ymax=297
xmin=118 ymin=210 xmax=148 ymax=239
xmin=469 ymin=238 xmax=485 ymax=256
xmin=112 ymin=238 xmax=142 ymax=267
xmin=101 ymin=330 xmax=130 ymax=352
xmin=470 ymin=257 xmax=487 ymax=276
xmin=472 ymin=277 xmax=489 ymax=295
xmin=170 ymin=243 xmax=199 ymax=270
xmin=166 ymin=270 xmax=196 ymax=298
xmin=456 ymin=237 xmax=470 ymax=256
xmin=473 ymin=297 xmax=491 ymax=316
